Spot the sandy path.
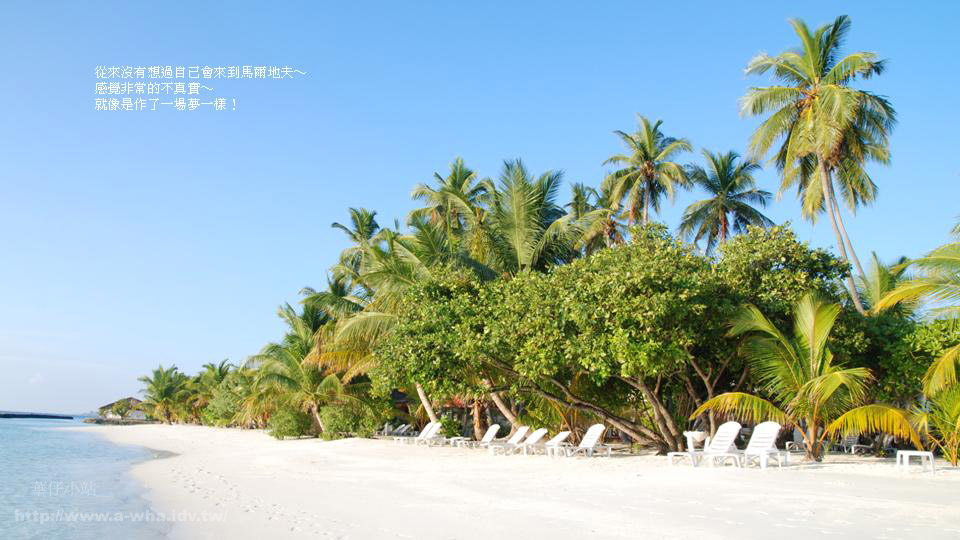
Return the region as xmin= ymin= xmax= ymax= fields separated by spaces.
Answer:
xmin=74 ymin=425 xmax=960 ymax=539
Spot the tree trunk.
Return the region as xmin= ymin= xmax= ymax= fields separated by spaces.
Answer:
xmin=308 ymin=403 xmax=326 ymax=434
xmin=415 ymin=383 xmax=439 ymax=423
xmin=829 ymin=181 xmax=867 ymax=281
xmin=819 ymin=161 xmax=867 ymax=315
xmin=471 ymin=399 xmax=487 ymax=440
xmin=487 ymin=387 xmax=519 ymax=434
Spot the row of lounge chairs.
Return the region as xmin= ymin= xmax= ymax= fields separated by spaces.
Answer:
xmin=667 ymin=421 xmax=789 ymax=469
xmin=386 ymin=422 xmax=613 ymax=457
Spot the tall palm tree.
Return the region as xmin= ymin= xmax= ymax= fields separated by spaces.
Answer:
xmin=331 ymin=207 xmax=384 ymax=283
xmin=138 ymin=365 xmax=189 ymax=424
xmin=741 ymin=15 xmax=896 ymax=314
xmin=409 ymin=157 xmax=492 ymax=240
xmin=602 ymin=115 xmax=691 ymax=225
xmin=692 ymin=293 xmax=918 ymax=460
xmin=678 ymin=150 xmax=773 ymax=253
xmin=481 ymin=159 xmax=584 ymax=273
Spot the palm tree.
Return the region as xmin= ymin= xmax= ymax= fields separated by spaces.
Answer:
xmin=331 ymin=207 xmax=384 ymax=283
xmin=912 ymin=385 xmax=960 ymax=466
xmin=741 ymin=15 xmax=896 ymax=314
xmin=878 ymin=238 xmax=960 ymax=395
xmin=691 ymin=293 xmax=918 ymax=460
xmin=409 ymin=157 xmax=491 ymax=240
xmin=566 ymin=183 xmax=625 ymax=254
xmin=481 ymin=159 xmax=584 ymax=273
xmin=138 ymin=365 xmax=189 ymax=424
xmin=858 ymin=253 xmax=911 ymax=314
xmin=678 ymin=150 xmax=773 ymax=253
xmin=602 ymin=115 xmax=691 ymax=225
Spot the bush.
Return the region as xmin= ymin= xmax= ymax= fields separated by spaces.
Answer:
xmin=318 ymin=403 xmax=382 ymax=440
xmin=438 ymin=416 xmax=461 ymax=437
xmin=267 ymin=408 xmax=314 ymax=440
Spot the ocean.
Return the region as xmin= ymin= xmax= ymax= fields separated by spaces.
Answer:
xmin=0 ymin=418 xmax=170 ymax=539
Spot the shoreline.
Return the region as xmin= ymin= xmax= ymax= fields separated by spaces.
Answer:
xmin=72 ymin=424 xmax=960 ymax=539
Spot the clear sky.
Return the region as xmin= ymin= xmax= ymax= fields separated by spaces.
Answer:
xmin=1 ymin=2 xmax=957 ymax=413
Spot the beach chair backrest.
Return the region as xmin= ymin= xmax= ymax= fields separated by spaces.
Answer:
xmin=545 ymin=431 xmax=571 ymax=447
xmin=522 ymin=428 xmax=549 ymax=446
xmin=417 ymin=422 xmax=438 ymax=439
xmin=424 ymin=422 xmax=443 ymax=438
xmin=394 ymin=424 xmax=410 ymax=435
xmin=578 ymin=424 xmax=606 ymax=449
xmin=506 ymin=426 xmax=530 ymax=445
xmin=480 ymin=424 xmax=500 ymax=443
xmin=841 ymin=434 xmax=859 ymax=446
xmin=745 ymin=421 xmax=781 ymax=452
xmin=706 ymin=421 xmax=741 ymax=452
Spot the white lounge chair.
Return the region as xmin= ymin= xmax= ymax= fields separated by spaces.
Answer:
xmin=491 ymin=428 xmax=548 ymax=455
xmin=557 ymin=424 xmax=612 ymax=457
xmin=534 ymin=430 xmax=571 ymax=457
xmin=831 ymin=434 xmax=871 ymax=455
xmin=413 ymin=422 xmax=445 ymax=446
xmin=667 ymin=421 xmax=741 ymax=467
xmin=484 ymin=426 xmax=529 ymax=453
xmin=710 ymin=421 xmax=786 ymax=469
xmin=396 ymin=421 xmax=437 ymax=444
xmin=456 ymin=424 xmax=500 ymax=448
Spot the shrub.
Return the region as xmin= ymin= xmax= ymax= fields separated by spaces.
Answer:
xmin=438 ymin=416 xmax=461 ymax=437
xmin=267 ymin=408 xmax=314 ymax=440
xmin=319 ymin=402 xmax=382 ymax=440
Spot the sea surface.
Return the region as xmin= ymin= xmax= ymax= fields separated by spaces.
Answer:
xmin=0 ymin=418 xmax=169 ymax=539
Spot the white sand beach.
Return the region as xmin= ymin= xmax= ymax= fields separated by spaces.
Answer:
xmin=72 ymin=425 xmax=960 ymax=539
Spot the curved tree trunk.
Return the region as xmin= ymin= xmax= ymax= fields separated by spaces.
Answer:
xmin=308 ymin=403 xmax=326 ymax=434
xmin=415 ymin=383 xmax=439 ymax=423
xmin=819 ymin=162 xmax=867 ymax=315
xmin=485 ymin=381 xmax=519 ymax=435
xmin=829 ymin=182 xmax=867 ymax=281
xmin=471 ymin=398 xmax=487 ymax=440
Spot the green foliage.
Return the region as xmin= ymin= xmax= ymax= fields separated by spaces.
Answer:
xmin=438 ymin=416 xmax=462 ymax=437
xmin=200 ymin=370 xmax=250 ymax=426
xmin=716 ymin=224 xmax=848 ymax=322
xmin=268 ymin=407 xmax=315 ymax=440
xmin=318 ymin=402 xmax=383 ymax=440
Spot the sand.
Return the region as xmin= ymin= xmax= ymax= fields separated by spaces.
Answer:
xmin=73 ymin=424 xmax=960 ymax=539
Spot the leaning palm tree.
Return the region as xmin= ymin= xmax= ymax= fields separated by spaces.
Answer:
xmin=691 ymin=293 xmax=919 ymax=460
xmin=138 ymin=365 xmax=189 ymax=424
xmin=602 ymin=115 xmax=691 ymax=225
xmin=678 ymin=150 xmax=773 ymax=253
xmin=741 ymin=15 xmax=896 ymax=314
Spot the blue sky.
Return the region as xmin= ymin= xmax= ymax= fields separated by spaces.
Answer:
xmin=1 ymin=2 xmax=957 ymax=413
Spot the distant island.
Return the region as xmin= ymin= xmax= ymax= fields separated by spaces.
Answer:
xmin=0 ymin=412 xmax=74 ymax=420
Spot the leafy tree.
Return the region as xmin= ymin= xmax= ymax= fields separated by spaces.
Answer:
xmin=603 ymin=115 xmax=691 ymax=225
xmin=693 ymin=293 xmax=919 ymax=460
xmin=679 ymin=150 xmax=772 ymax=252
xmin=741 ymin=15 xmax=895 ymax=314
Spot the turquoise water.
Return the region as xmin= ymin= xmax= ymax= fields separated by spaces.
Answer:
xmin=0 ymin=418 xmax=169 ymax=539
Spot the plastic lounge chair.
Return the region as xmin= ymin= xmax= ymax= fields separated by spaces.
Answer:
xmin=492 ymin=428 xmax=548 ymax=455
xmin=831 ymin=434 xmax=871 ymax=455
xmin=457 ymin=424 xmax=500 ymax=448
xmin=536 ymin=431 xmax=571 ymax=457
xmin=712 ymin=421 xmax=786 ymax=469
xmin=484 ymin=426 xmax=529 ymax=453
xmin=414 ymin=422 xmax=445 ymax=446
xmin=396 ymin=421 xmax=436 ymax=444
xmin=667 ymin=421 xmax=741 ymax=466
xmin=561 ymin=424 xmax=612 ymax=457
